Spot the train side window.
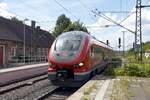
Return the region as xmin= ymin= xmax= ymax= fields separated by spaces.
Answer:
xmin=95 ymin=47 xmax=101 ymax=53
xmin=102 ymin=52 xmax=105 ymax=60
xmin=91 ymin=46 xmax=94 ymax=56
xmin=91 ymin=46 xmax=94 ymax=53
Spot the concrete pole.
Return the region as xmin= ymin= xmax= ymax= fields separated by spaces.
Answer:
xmin=23 ymin=22 xmax=25 ymax=64
xmin=23 ymin=19 xmax=28 ymax=64
xmin=122 ymin=31 xmax=126 ymax=58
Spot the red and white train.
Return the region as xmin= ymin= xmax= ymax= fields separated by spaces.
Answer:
xmin=48 ymin=31 xmax=114 ymax=87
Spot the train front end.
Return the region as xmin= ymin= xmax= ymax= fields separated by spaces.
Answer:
xmin=48 ymin=31 xmax=90 ymax=87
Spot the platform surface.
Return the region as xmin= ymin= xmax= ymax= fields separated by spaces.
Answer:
xmin=0 ymin=63 xmax=49 ymax=86
xmin=67 ymin=75 xmax=150 ymax=100
xmin=0 ymin=63 xmax=48 ymax=74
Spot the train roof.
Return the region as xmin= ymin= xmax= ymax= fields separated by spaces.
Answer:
xmin=60 ymin=31 xmax=113 ymax=50
xmin=91 ymin=36 xmax=113 ymax=50
xmin=59 ymin=31 xmax=88 ymax=38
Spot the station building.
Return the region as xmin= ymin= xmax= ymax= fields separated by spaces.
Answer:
xmin=0 ymin=16 xmax=55 ymax=68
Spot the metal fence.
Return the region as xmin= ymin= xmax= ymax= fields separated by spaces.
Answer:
xmin=9 ymin=56 xmax=48 ymax=64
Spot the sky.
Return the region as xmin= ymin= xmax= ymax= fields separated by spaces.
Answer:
xmin=0 ymin=0 xmax=150 ymax=50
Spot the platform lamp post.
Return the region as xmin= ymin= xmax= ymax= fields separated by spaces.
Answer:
xmin=122 ymin=31 xmax=126 ymax=58
xmin=23 ymin=18 xmax=29 ymax=64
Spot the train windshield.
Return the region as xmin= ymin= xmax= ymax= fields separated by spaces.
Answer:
xmin=55 ymin=35 xmax=82 ymax=52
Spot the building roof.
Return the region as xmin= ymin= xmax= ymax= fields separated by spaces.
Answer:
xmin=0 ymin=16 xmax=55 ymax=47
xmin=0 ymin=22 xmax=22 ymax=42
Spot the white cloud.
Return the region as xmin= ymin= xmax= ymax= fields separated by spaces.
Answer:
xmin=0 ymin=2 xmax=8 ymax=9
xmin=0 ymin=2 xmax=15 ymax=18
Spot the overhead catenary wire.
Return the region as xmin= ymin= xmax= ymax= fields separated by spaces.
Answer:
xmin=126 ymin=0 xmax=127 ymax=16
xmin=120 ymin=0 xmax=122 ymax=17
xmin=77 ymin=0 xmax=97 ymax=22
xmin=53 ymin=0 xmax=78 ymax=20
xmin=119 ymin=11 xmax=135 ymax=24
xmin=77 ymin=0 xmax=135 ymax=30
xmin=19 ymin=0 xmax=38 ymax=12
xmin=115 ymin=0 xmax=136 ymax=26
xmin=85 ymin=24 xmax=117 ymax=28
xmin=92 ymin=9 xmax=135 ymax=34
xmin=2 ymin=0 xmax=137 ymax=32
xmin=78 ymin=0 xmax=131 ymax=14
xmin=98 ymin=11 xmax=132 ymax=13
xmin=77 ymin=0 xmax=113 ymax=29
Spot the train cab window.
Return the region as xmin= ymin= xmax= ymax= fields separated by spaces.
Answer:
xmin=55 ymin=35 xmax=82 ymax=52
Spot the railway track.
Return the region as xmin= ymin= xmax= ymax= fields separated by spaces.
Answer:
xmin=0 ymin=74 xmax=47 ymax=95
xmin=35 ymin=87 xmax=61 ymax=100
xmin=36 ymin=87 xmax=78 ymax=100
xmin=0 ymin=74 xmax=53 ymax=100
xmin=0 ymin=74 xmax=77 ymax=100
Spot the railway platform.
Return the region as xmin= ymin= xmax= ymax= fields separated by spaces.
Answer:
xmin=0 ymin=63 xmax=49 ymax=86
xmin=0 ymin=63 xmax=48 ymax=74
xmin=67 ymin=75 xmax=150 ymax=100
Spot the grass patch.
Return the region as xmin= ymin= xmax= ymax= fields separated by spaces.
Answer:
xmin=82 ymin=82 xmax=98 ymax=100
xmin=84 ymin=82 xmax=97 ymax=95
xmin=110 ymin=77 xmax=132 ymax=100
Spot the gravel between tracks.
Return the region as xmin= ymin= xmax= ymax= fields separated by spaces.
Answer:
xmin=0 ymin=75 xmax=56 ymax=100
xmin=45 ymin=88 xmax=78 ymax=100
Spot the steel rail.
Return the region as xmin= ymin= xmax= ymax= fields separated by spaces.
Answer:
xmin=0 ymin=75 xmax=47 ymax=95
xmin=35 ymin=87 xmax=60 ymax=100
xmin=0 ymin=72 xmax=47 ymax=87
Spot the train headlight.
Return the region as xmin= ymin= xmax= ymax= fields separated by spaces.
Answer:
xmin=79 ymin=62 xmax=84 ymax=67
xmin=73 ymin=62 xmax=84 ymax=68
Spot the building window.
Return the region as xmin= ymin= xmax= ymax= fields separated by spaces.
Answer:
xmin=45 ymin=48 xmax=48 ymax=56
xmin=37 ymin=48 xmax=41 ymax=56
xmin=10 ymin=47 xmax=17 ymax=57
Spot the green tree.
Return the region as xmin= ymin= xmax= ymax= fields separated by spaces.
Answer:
xmin=64 ymin=20 xmax=88 ymax=32
xmin=52 ymin=14 xmax=88 ymax=37
xmin=127 ymin=41 xmax=150 ymax=56
xmin=143 ymin=41 xmax=150 ymax=52
xmin=52 ymin=14 xmax=71 ymax=37
xmin=11 ymin=17 xmax=23 ymax=23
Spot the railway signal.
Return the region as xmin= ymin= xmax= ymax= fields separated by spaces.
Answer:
xmin=106 ymin=40 xmax=109 ymax=45
xmin=118 ymin=38 xmax=121 ymax=48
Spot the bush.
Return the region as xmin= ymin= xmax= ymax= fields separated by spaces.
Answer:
xmin=111 ymin=57 xmax=122 ymax=67
xmin=114 ymin=68 xmax=125 ymax=76
xmin=104 ymin=65 xmax=115 ymax=76
xmin=122 ymin=63 xmax=150 ymax=77
xmin=144 ymin=65 xmax=150 ymax=77
xmin=106 ymin=63 xmax=150 ymax=77
xmin=124 ymin=64 xmax=139 ymax=76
